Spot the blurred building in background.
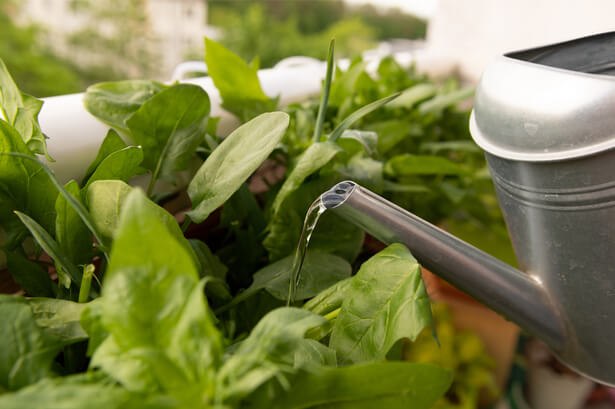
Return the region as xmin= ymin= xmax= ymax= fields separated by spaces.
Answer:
xmin=20 ymin=0 xmax=206 ymax=79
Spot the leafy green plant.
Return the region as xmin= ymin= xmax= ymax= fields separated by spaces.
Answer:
xmin=0 ymin=36 xmax=506 ymax=408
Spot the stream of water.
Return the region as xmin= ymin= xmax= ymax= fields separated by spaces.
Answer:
xmin=286 ymin=181 xmax=356 ymax=306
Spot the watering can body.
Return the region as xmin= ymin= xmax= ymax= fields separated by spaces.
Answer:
xmin=325 ymin=32 xmax=615 ymax=386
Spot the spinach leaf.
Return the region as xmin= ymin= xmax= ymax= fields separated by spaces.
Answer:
xmin=82 ymin=146 xmax=144 ymax=192
xmin=0 ymin=374 xmax=175 ymax=409
xmin=386 ymin=83 xmax=436 ymax=109
xmin=0 ymin=120 xmax=57 ymax=239
xmin=188 ymin=239 xmax=228 ymax=280
xmin=187 ymin=112 xmax=289 ymax=223
xmin=83 ymin=80 xmax=167 ymax=133
xmin=0 ymin=295 xmax=66 ymax=390
xmin=0 ymin=59 xmax=51 ymax=159
xmin=221 ymin=251 xmax=351 ymax=312
xmin=86 ymin=180 xmax=132 ymax=239
xmin=385 ymin=154 xmax=468 ymax=176
xmin=27 ymin=298 xmax=88 ymax=343
xmin=92 ymin=189 xmax=221 ymax=404
xmin=204 ymin=38 xmax=276 ymax=122
xmin=82 ymin=129 xmax=128 ymax=184
xmin=2 ymin=250 xmax=55 ymax=297
xmin=217 ymin=307 xmax=328 ymax=403
xmin=270 ymin=141 xmax=340 ymax=215
xmin=329 ymin=244 xmax=433 ymax=364
xmin=303 ymin=277 xmax=353 ymax=316
xmin=55 ymin=180 xmax=93 ymax=268
xmin=245 ymin=361 xmax=451 ymax=409
xmin=15 ymin=211 xmax=82 ymax=288
xmin=418 ymin=87 xmax=474 ymax=115
xmin=126 ymin=84 xmax=210 ymax=192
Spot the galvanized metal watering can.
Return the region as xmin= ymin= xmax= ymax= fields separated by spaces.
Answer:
xmin=323 ymin=32 xmax=615 ymax=386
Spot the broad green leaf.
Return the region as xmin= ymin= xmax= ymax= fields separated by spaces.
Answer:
xmin=83 ymin=146 xmax=144 ymax=192
xmin=86 ymin=180 xmax=132 ymax=239
xmin=365 ymin=119 xmax=421 ymax=155
xmin=385 ymin=154 xmax=467 ymax=176
xmin=245 ymin=362 xmax=451 ymax=409
xmin=82 ymin=129 xmax=128 ymax=184
xmin=3 ymin=250 xmax=55 ymax=297
xmin=56 ymin=180 xmax=93 ymax=267
xmin=217 ymin=307 xmax=328 ymax=403
xmin=420 ymin=140 xmax=481 ymax=154
xmin=0 ymin=374 xmax=175 ymax=409
xmin=329 ymin=60 xmax=368 ymax=107
xmin=204 ymin=38 xmax=276 ymax=122
xmin=188 ymin=239 xmax=228 ymax=280
xmin=223 ymin=251 xmax=351 ymax=311
xmin=386 ymin=83 xmax=437 ymax=109
xmin=328 ymin=93 xmax=400 ymax=143
xmin=83 ymin=80 xmax=167 ymax=133
xmin=27 ymin=298 xmax=88 ymax=343
xmin=329 ymin=244 xmax=433 ymax=364
xmin=80 ymin=299 xmax=107 ymax=356
xmin=0 ymin=120 xmax=57 ymax=237
xmin=418 ymin=87 xmax=474 ymax=115
xmin=264 ymin=177 xmax=364 ymax=262
xmin=336 ymin=129 xmax=378 ymax=157
xmin=337 ymin=155 xmax=383 ymax=193
xmin=126 ymin=84 xmax=210 ymax=186
xmin=303 ymin=277 xmax=353 ymax=316
xmin=271 ymin=141 xmax=340 ymax=215
xmin=0 ymin=59 xmax=51 ymax=159
xmin=187 ymin=112 xmax=289 ymax=223
xmin=15 ymin=211 xmax=82 ymax=287
xmin=93 ymin=189 xmax=221 ymax=403
xmin=7 ymin=152 xmax=108 ymax=255
xmin=0 ymin=295 xmax=66 ymax=390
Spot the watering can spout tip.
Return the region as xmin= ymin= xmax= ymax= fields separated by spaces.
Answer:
xmin=320 ymin=180 xmax=357 ymax=209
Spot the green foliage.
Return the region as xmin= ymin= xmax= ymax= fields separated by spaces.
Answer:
xmin=187 ymin=112 xmax=289 ymax=223
xmin=329 ymin=244 xmax=432 ymax=364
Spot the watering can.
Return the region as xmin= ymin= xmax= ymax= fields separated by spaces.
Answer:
xmin=322 ymin=32 xmax=615 ymax=386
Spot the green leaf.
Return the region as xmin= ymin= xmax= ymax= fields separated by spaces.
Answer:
xmin=0 ymin=120 xmax=57 ymax=238
xmin=217 ymin=307 xmax=328 ymax=403
xmin=337 ymin=155 xmax=383 ymax=193
xmin=83 ymin=80 xmax=167 ymax=133
xmin=365 ymin=119 xmax=420 ymax=155
xmin=328 ymin=93 xmax=400 ymax=143
xmin=224 ymin=251 xmax=351 ymax=311
xmin=27 ymin=298 xmax=88 ymax=343
xmin=0 ymin=295 xmax=66 ymax=390
xmin=264 ymin=177 xmax=364 ymax=262
xmin=80 ymin=300 xmax=107 ymax=356
xmin=92 ymin=189 xmax=222 ymax=403
xmin=329 ymin=60 xmax=368 ymax=107
xmin=385 ymin=154 xmax=467 ymax=176
xmin=187 ymin=111 xmax=289 ymax=223
xmin=15 ymin=211 xmax=82 ymax=287
xmin=188 ymin=239 xmax=228 ymax=280
xmin=83 ymin=146 xmax=144 ymax=192
xmin=0 ymin=374 xmax=175 ymax=409
xmin=86 ymin=180 xmax=132 ymax=239
xmin=82 ymin=129 xmax=128 ymax=184
xmin=126 ymin=83 xmax=210 ymax=189
xmin=3 ymin=250 xmax=55 ymax=297
xmin=245 ymin=362 xmax=451 ymax=409
xmin=0 ymin=59 xmax=51 ymax=159
xmin=418 ymin=87 xmax=474 ymax=115
xmin=386 ymin=83 xmax=437 ymax=109
xmin=329 ymin=244 xmax=433 ymax=364
xmin=303 ymin=277 xmax=353 ymax=316
xmin=271 ymin=141 xmax=340 ymax=215
xmin=204 ymin=37 xmax=276 ymax=122
xmin=56 ymin=180 xmax=93 ymax=267
xmin=337 ymin=129 xmax=378 ymax=157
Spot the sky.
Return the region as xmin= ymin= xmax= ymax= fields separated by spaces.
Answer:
xmin=344 ymin=0 xmax=437 ymax=19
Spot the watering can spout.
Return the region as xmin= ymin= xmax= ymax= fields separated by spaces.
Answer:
xmin=323 ymin=181 xmax=566 ymax=350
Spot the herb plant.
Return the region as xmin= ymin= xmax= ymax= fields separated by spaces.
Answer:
xmin=0 ymin=38 xmax=467 ymax=407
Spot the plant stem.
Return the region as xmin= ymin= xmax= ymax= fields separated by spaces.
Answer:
xmin=181 ymin=216 xmax=192 ymax=233
xmin=312 ymin=39 xmax=335 ymax=144
xmin=78 ymin=264 xmax=95 ymax=303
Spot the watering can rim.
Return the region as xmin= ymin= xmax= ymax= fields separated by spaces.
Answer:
xmin=470 ymin=32 xmax=615 ymax=163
